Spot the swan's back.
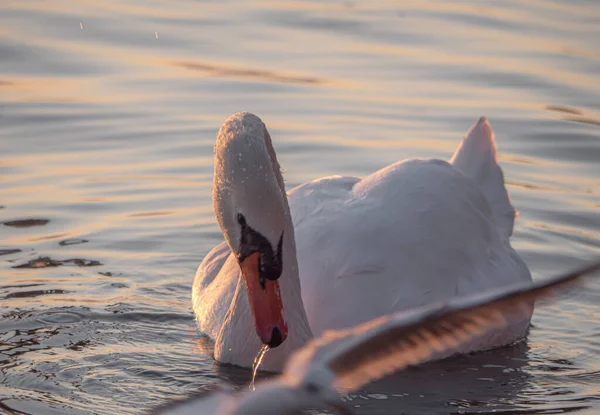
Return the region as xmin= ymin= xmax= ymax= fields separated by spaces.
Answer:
xmin=351 ymin=159 xmax=498 ymax=279
xmin=289 ymin=119 xmax=530 ymax=338
xmin=192 ymin=241 xmax=237 ymax=340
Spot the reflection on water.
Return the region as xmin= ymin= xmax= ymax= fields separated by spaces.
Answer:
xmin=175 ymin=61 xmax=328 ymax=85
xmin=1 ymin=0 xmax=599 ymax=414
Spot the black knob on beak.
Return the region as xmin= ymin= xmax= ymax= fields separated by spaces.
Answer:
xmin=267 ymin=326 xmax=284 ymax=348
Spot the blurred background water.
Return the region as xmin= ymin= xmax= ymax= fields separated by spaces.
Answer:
xmin=1 ymin=0 xmax=599 ymax=414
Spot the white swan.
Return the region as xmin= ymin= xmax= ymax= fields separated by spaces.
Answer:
xmin=192 ymin=112 xmax=531 ymax=371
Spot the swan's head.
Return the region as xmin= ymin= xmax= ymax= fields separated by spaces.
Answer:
xmin=213 ymin=112 xmax=289 ymax=348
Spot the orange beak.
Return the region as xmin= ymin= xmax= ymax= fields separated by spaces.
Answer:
xmin=240 ymin=252 xmax=288 ymax=347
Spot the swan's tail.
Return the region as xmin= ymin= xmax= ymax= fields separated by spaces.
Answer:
xmin=450 ymin=116 xmax=516 ymax=239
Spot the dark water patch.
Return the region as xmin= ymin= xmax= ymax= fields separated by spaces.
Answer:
xmin=447 ymin=405 xmax=589 ymax=414
xmin=65 ymin=339 xmax=91 ymax=351
xmin=546 ymin=105 xmax=583 ymax=115
xmin=105 ymin=303 xmax=134 ymax=314
xmin=2 ymin=219 xmax=49 ymax=228
xmin=0 ymin=249 xmax=21 ymax=256
xmin=5 ymin=289 xmax=69 ymax=299
xmin=175 ymin=61 xmax=326 ymax=85
xmin=13 ymin=257 xmax=61 ymax=268
xmin=58 ymin=258 xmax=102 ymax=267
xmin=0 ymin=328 xmax=58 ymax=352
xmin=128 ymin=211 xmax=173 ymax=218
xmin=0 ymin=309 xmax=33 ymax=322
xmin=109 ymin=282 xmax=128 ymax=289
xmin=563 ymin=115 xmax=600 ymax=127
xmin=0 ymin=283 xmax=44 ymax=290
xmin=98 ymin=271 xmax=119 ymax=277
xmin=549 ymin=358 xmax=574 ymax=366
xmin=12 ymin=257 xmax=102 ymax=269
xmin=59 ymin=239 xmax=89 ymax=246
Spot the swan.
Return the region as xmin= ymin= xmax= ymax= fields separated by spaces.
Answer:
xmin=192 ymin=112 xmax=531 ymax=371
xmin=164 ymin=262 xmax=600 ymax=415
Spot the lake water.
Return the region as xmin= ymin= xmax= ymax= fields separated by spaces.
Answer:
xmin=1 ymin=1 xmax=599 ymax=414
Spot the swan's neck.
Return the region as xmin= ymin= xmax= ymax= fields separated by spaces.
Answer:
xmin=213 ymin=114 xmax=313 ymax=371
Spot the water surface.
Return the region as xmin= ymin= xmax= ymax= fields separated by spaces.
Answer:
xmin=1 ymin=1 xmax=599 ymax=414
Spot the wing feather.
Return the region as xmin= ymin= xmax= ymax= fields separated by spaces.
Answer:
xmin=148 ymin=386 xmax=233 ymax=415
xmin=284 ymin=261 xmax=600 ymax=394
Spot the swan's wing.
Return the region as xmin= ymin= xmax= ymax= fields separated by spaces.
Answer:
xmin=192 ymin=242 xmax=238 ymax=340
xmin=287 ymin=175 xmax=359 ymax=229
xmin=285 ymin=261 xmax=600 ymax=394
xmin=292 ymin=158 xmax=531 ymax=338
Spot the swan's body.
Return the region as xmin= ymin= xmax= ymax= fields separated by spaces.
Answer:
xmin=289 ymin=157 xmax=528 ymax=336
xmin=193 ymin=113 xmax=531 ymax=371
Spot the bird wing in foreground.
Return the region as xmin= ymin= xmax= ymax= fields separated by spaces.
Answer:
xmin=149 ymin=387 xmax=233 ymax=415
xmin=285 ymin=260 xmax=600 ymax=394
xmin=153 ymin=260 xmax=599 ymax=415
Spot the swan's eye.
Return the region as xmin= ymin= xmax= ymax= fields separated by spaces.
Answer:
xmin=305 ymin=382 xmax=319 ymax=394
xmin=237 ymin=213 xmax=246 ymax=226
